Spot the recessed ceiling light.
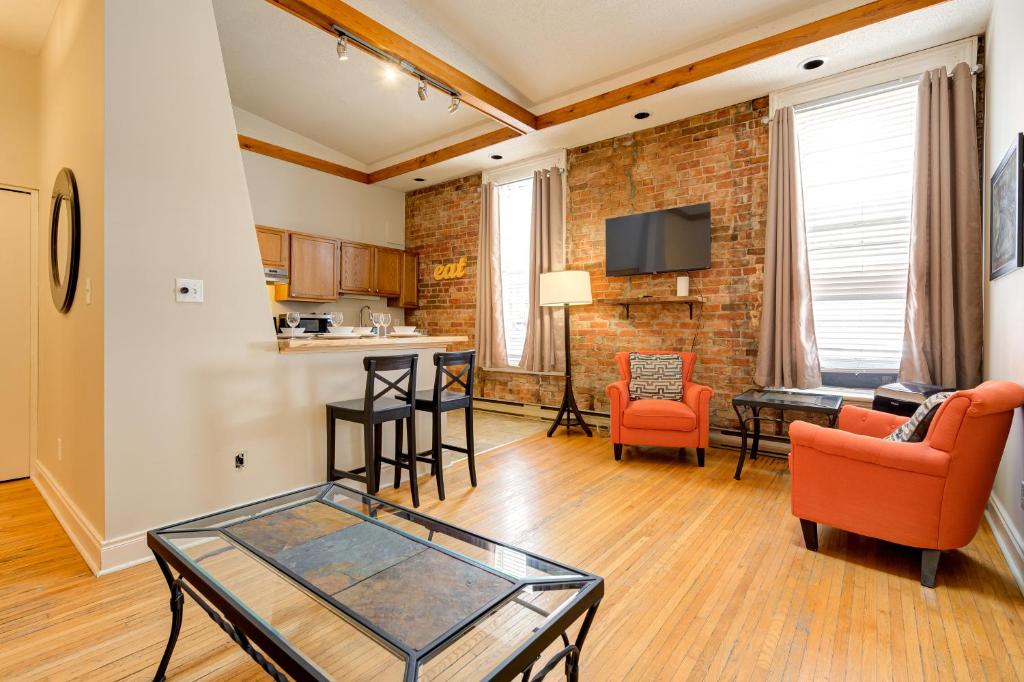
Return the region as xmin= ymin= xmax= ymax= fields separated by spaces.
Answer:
xmin=800 ymin=57 xmax=826 ymax=71
xmin=414 ymin=178 xmax=425 ymax=182
xmin=490 ymin=154 xmax=503 ymax=160
xmin=634 ymin=111 xmax=651 ymax=120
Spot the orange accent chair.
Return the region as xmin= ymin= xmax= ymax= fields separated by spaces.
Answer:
xmin=790 ymin=380 xmax=1024 ymax=587
xmin=606 ymin=351 xmax=713 ymax=465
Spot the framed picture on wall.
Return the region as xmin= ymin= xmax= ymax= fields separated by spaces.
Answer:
xmin=990 ymin=132 xmax=1024 ymax=280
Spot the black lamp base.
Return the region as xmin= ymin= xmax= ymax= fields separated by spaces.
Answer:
xmin=546 ymin=304 xmax=593 ymax=437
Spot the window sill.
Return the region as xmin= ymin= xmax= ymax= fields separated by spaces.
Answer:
xmin=480 ymin=366 xmax=563 ymax=377
xmin=800 ymin=385 xmax=874 ymax=404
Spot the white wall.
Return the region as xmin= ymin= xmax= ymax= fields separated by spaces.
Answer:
xmin=102 ymin=0 xmax=427 ymax=559
xmin=233 ymin=107 xmax=407 ymax=323
xmin=35 ymin=0 xmax=106 ymax=566
xmin=0 ymin=44 xmax=38 ymax=189
xmin=984 ymin=0 xmax=1024 ymax=583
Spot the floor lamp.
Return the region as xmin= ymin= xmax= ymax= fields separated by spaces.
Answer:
xmin=540 ymin=270 xmax=593 ymax=437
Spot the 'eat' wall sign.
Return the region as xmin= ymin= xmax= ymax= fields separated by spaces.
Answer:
xmin=433 ymin=256 xmax=467 ymax=281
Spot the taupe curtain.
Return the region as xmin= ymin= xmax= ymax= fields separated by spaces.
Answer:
xmin=754 ymin=107 xmax=822 ymax=389
xmin=475 ymin=182 xmax=508 ymax=368
xmin=900 ymin=63 xmax=982 ymax=389
xmin=520 ymin=168 xmax=566 ymax=372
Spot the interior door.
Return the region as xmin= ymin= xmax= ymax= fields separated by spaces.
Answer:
xmin=0 ymin=188 xmax=31 ymax=481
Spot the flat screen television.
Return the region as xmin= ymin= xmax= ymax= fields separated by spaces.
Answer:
xmin=605 ymin=203 xmax=711 ymax=276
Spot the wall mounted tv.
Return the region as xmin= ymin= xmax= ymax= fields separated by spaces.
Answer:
xmin=605 ymin=202 xmax=711 ymax=276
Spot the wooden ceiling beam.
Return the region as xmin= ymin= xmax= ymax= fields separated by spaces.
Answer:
xmin=264 ymin=0 xmax=537 ymax=134
xmin=536 ymin=0 xmax=949 ymax=128
xmin=238 ymin=135 xmax=370 ymax=183
xmin=368 ymin=128 xmax=520 ymax=183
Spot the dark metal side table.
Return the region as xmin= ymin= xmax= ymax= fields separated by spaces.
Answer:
xmin=731 ymin=389 xmax=843 ymax=480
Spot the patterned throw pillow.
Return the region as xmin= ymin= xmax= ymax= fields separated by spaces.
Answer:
xmin=628 ymin=353 xmax=684 ymax=401
xmin=883 ymin=392 xmax=953 ymax=443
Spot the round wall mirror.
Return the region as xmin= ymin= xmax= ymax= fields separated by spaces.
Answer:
xmin=49 ymin=167 xmax=81 ymax=313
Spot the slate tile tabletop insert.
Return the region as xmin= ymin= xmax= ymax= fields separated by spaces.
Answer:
xmin=227 ymin=501 xmax=514 ymax=649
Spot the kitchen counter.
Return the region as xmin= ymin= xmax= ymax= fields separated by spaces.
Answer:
xmin=278 ymin=335 xmax=468 ymax=354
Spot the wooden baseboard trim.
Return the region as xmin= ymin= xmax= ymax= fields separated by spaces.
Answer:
xmin=32 ymin=461 xmax=103 ymax=575
xmin=985 ymin=494 xmax=1024 ymax=597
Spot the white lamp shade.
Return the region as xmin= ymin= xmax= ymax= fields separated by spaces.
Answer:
xmin=539 ymin=270 xmax=592 ymax=306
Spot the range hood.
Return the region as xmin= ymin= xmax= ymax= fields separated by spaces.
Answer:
xmin=264 ymin=267 xmax=288 ymax=284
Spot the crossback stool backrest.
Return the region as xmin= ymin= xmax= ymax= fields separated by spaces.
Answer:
xmin=431 ymin=350 xmax=476 ymax=406
xmin=362 ymin=354 xmax=418 ymax=415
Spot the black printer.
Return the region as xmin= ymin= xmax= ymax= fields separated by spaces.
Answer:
xmin=872 ymin=381 xmax=954 ymax=417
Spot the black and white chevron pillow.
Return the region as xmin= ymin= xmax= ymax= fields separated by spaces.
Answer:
xmin=628 ymin=353 xmax=683 ymax=401
xmin=884 ymin=392 xmax=952 ymax=443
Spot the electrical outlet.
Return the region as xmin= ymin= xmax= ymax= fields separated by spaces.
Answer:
xmin=175 ymin=278 xmax=204 ymax=303
xmin=57 ymin=437 xmax=63 ymax=461
xmin=235 ymin=450 xmax=247 ymax=470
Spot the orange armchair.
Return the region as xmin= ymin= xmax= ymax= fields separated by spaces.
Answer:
xmin=790 ymin=380 xmax=1024 ymax=587
xmin=606 ymin=351 xmax=713 ymax=465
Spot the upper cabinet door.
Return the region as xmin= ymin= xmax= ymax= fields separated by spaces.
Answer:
xmin=287 ymin=232 xmax=339 ymax=301
xmin=255 ymin=226 xmax=288 ymax=269
xmin=340 ymin=241 xmax=374 ymax=294
xmin=398 ymin=252 xmax=418 ymax=308
xmin=374 ymin=248 xmax=402 ymax=297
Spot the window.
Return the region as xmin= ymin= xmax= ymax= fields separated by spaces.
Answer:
xmin=794 ymin=80 xmax=918 ymax=387
xmin=497 ymin=178 xmax=533 ymax=365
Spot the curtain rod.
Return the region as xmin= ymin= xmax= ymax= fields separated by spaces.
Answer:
xmin=760 ymin=63 xmax=983 ymax=124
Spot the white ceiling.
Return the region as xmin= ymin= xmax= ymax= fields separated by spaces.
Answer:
xmin=214 ymin=0 xmax=991 ymax=190
xmin=422 ymin=0 xmax=860 ymax=105
xmin=213 ymin=0 xmax=493 ymax=166
xmin=0 ymin=0 xmax=58 ymax=54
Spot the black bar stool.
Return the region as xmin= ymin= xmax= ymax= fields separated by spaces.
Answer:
xmin=326 ymin=354 xmax=419 ymax=506
xmin=410 ymin=350 xmax=477 ymax=501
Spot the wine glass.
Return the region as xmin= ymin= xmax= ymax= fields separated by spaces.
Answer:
xmin=370 ymin=312 xmax=383 ymax=336
xmin=381 ymin=313 xmax=392 ymax=336
xmin=285 ymin=312 xmax=301 ymax=334
xmin=328 ymin=311 xmax=344 ymax=329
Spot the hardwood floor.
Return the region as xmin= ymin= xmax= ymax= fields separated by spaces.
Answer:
xmin=3 ymin=434 xmax=1024 ymax=680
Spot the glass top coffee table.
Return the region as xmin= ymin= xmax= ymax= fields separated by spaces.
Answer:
xmin=731 ymin=389 xmax=843 ymax=480
xmin=147 ymin=483 xmax=603 ymax=682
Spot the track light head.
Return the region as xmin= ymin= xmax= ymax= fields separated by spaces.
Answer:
xmin=336 ymin=35 xmax=349 ymax=61
xmin=448 ymin=95 xmax=461 ymax=114
xmin=417 ymin=79 xmax=428 ymax=101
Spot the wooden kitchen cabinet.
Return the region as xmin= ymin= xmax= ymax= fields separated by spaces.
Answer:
xmin=255 ymin=225 xmax=288 ymax=269
xmin=340 ymin=241 xmax=374 ymax=294
xmin=276 ymin=232 xmax=339 ymax=302
xmin=374 ymin=247 xmax=403 ymax=297
xmin=390 ymin=252 xmax=418 ymax=308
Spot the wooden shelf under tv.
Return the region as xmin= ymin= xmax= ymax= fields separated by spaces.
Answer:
xmin=597 ymin=296 xmax=703 ymax=320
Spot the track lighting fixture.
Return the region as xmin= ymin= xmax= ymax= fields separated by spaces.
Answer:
xmin=329 ymin=23 xmax=460 ymax=108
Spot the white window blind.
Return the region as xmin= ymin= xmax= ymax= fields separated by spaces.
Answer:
xmin=794 ymin=80 xmax=918 ymax=374
xmin=497 ymin=178 xmax=533 ymax=366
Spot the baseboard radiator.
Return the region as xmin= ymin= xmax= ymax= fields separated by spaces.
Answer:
xmin=473 ymin=397 xmax=792 ymax=455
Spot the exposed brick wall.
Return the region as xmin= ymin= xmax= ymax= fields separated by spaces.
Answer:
xmin=405 ymin=175 xmax=480 ymax=351
xmin=406 ymin=98 xmax=769 ymax=428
